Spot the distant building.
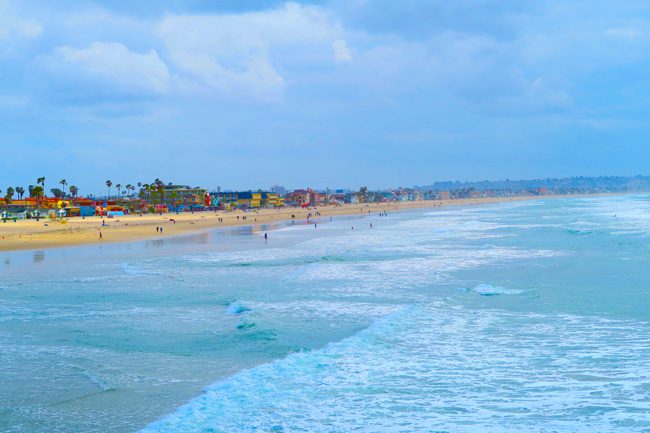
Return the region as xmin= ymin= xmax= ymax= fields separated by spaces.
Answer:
xmin=263 ymin=192 xmax=284 ymax=207
xmin=161 ymin=185 xmax=208 ymax=210
xmin=285 ymin=189 xmax=309 ymax=206
xmin=237 ymin=191 xmax=262 ymax=208
xmin=211 ymin=191 xmax=238 ymax=208
xmin=270 ymin=185 xmax=286 ymax=196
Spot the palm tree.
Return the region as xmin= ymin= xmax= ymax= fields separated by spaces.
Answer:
xmin=125 ymin=184 xmax=132 ymax=197
xmin=69 ymin=185 xmax=78 ymax=198
xmin=4 ymin=187 xmax=13 ymax=212
xmin=116 ymin=183 xmax=122 ymax=198
xmin=32 ymin=186 xmax=44 ymax=207
xmin=153 ymin=179 xmax=165 ymax=210
xmin=16 ymin=186 xmax=24 ymax=200
xmin=106 ymin=180 xmax=112 ymax=199
xmin=59 ymin=179 xmax=67 ymax=197
xmin=140 ymin=183 xmax=149 ymax=201
xmin=28 ymin=185 xmax=35 ymax=198
xmin=37 ymin=177 xmax=46 ymax=197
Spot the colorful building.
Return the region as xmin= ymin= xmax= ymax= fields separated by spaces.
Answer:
xmin=237 ymin=191 xmax=262 ymax=208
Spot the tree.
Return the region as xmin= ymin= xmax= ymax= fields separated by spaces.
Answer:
xmin=106 ymin=180 xmax=112 ymax=199
xmin=15 ymin=186 xmax=24 ymax=200
xmin=140 ymin=183 xmax=150 ymax=202
xmin=125 ymin=184 xmax=132 ymax=197
xmin=28 ymin=185 xmax=35 ymax=198
xmin=69 ymin=185 xmax=78 ymax=197
xmin=37 ymin=177 xmax=46 ymax=197
xmin=50 ymin=188 xmax=65 ymax=198
xmin=4 ymin=187 xmax=13 ymax=210
xmin=154 ymin=179 xmax=164 ymax=202
xmin=116 ymin=183 xmax=122 ymax=198
xmin=359 ymin=186 xmax=368 ymax=202
xmin=32 ymin=186 xmax=44 ymax=207
xmin=59 ymin=179 xmax=67 ymax=196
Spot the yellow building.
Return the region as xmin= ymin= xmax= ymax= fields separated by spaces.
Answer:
xmin=265 ymin=193 xmax=284 ymax=207
xmin=237 ymin=192 xmax=262 ymax=208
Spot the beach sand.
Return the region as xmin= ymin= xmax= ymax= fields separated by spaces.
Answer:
xmin=0 ymin=196 xmax=543 ymax=252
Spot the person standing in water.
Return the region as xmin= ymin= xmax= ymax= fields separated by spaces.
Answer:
xmin=264 ymin=233 xmax=268 ymax=241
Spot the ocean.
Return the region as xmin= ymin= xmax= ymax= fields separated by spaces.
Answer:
xmin=2 ymin=194 xmax=650 ymax=432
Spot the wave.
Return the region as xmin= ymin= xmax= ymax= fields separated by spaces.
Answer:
xmin=226 ymin=302 xmax=250 ymax=315
xmin=468 ymin=283 xmax=526 ymax=296
xmin=141 ymin=303 xmax=650 ymax=432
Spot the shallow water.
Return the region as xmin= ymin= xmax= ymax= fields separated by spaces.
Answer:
xmin=2 ymin=195 xmax=650 ymax=432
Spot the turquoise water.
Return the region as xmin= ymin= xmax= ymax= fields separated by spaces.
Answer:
xmin=2 ymin=195 xmax=650 ymax=432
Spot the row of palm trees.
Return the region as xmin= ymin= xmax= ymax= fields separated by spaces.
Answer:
xmin=4 ymin=177 xmax=179 ymax=207
xmin=105 ymin=179 xmax=195 ymax=210
xmin=3 ymin=178 xmax=80 ymax=206
xmin=106 ymin=178 xmax=165 ymax=199
xmin=105 ymin=180 xmax=148 ymax=199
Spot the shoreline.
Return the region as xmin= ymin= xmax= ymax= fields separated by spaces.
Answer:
xmin=0 ymin=194 xmax=620 ymax=252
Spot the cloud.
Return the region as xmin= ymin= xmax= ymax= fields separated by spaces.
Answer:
xmin=606 ymin=28 xmax=642 ymax=40
xmin=155 ymin=3 xmax=347 ymax=101
xmin=4 ymin=0 xmax=650 ymax=191
xmin=332 ymin=39 xmax=352 ymax=62
xmin=37 ymin=41 xmax=171 ymax=98
xmin=0 ymin=0 xmax=42 ymax=57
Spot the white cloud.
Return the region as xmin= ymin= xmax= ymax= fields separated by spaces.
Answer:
xmin=155 ymin=2 xmax=347 ymax=101
xmin=606 ymin=28 xmax=642 ymax=40
xmin=0 ymin=1 xmax=42 ymax=43
xmin=332 ymin=39 xmax=352 ymax=62
xmin=48 ymin=41 xmax=171 ymax=95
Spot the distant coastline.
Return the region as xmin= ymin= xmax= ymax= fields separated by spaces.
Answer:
xmin=0 ymin=193 xmax=623 ymax=252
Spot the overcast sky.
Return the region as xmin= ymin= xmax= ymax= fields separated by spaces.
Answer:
xmin=1 ymin=0 xmax=649 ymax=193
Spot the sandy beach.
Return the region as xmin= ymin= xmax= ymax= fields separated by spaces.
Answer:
xmin=0 ymin=196 xmax=548 ymax=252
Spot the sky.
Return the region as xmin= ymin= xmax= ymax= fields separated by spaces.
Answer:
xmin=1 ymin=0 xmax=650 ymax=193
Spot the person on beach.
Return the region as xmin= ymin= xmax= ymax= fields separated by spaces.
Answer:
xmin=99 ymin=231 xmax=103 ymax=240
xmin=156 ymin=227 xmax=159 ymax=233
xmin=160 ymin=227 xmax=163 ymax=234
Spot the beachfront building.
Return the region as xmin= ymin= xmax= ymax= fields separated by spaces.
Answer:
xmin=285 ymin=188 xmax=323 ymax=206
xmin=160 ymin=185 xmax=208 ymax=211
xmin=210 ymin=191 xmax=238 ymax=209
xmin=263 ymin=192 xmax=284 ymax=207
xmin=236 ymin=191 xmax=262 ymax=208
xmin=0 ymin=196 xmax=99 ymax=218
xmin=285 ymin=189 xmax=309 ymax=206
